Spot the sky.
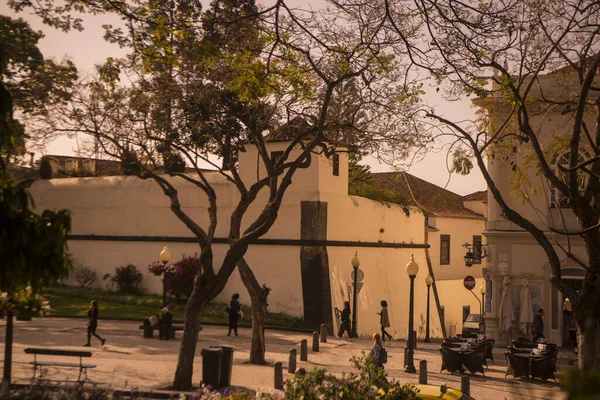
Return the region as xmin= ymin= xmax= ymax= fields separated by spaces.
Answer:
xmin=0 ymin=1 xmax=486 ymax=195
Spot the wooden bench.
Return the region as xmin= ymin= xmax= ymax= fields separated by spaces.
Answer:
xmin=138 ymin=324 xmax=184 ymax=339
xmin=24 ymin=347 xmax=96 ymax=381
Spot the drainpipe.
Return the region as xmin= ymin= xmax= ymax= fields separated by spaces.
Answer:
xmin=424 ymin=214 xmax=448 ymax=339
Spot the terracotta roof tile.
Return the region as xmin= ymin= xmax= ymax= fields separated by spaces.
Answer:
xmin=371 ymin=172 xmax=484 ymax=219
xmin=463 ymin=190 xmax=487 ymax=202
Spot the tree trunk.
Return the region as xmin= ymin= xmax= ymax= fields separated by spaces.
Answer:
xmin=172 ymin=283 xmax=209 ymax=390
xmin=237 ymin=258 xmax=270 ymax=364
xmin=576 ymin=308 xmax=600 ymax=370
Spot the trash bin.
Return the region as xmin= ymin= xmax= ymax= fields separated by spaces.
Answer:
xmin=201 ymin=348 xmax=222 ymax=389
xmin=210 ymin=346 xmax=235 ymax=387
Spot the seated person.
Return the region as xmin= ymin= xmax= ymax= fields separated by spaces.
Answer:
xmin=159 ymin=307 xmax=173 ymax=340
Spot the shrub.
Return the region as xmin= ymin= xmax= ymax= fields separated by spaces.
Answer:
xmin=73 ymin=265 xmax=98 ymax=288
xmin=109 ymin=264 xmax=143 ymax=294
xmin=284 ymin=354 xmax=420 ymax=400
xmin=166 ymin=254 xmax=202 ymax=302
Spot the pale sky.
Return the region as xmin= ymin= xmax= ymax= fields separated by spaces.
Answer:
xmin=1 ymin=1 xmax=486 ymax=195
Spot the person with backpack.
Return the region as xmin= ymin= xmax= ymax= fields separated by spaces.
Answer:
xmin=337 ymin=301 xmax=352 ymax=338
xmin=369 ymin=333 xmax=388 ymax=386
xmin=226 ymin=293 xmax=242 ymax=336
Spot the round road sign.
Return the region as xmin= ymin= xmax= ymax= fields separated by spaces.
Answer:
xmin=351 ymin=268 xmax=365 ymax=282
xmin=463 ymin=275 xmax=476 ymax=290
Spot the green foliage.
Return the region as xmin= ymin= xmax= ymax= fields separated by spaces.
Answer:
xmin=450 ymin=148 xmax=473 ymax=175
xmin=561 ymin=368 xmax=600 ymax=399
xmin=284 ymin=354 xmax=420 ymax=399
xmin=43 ymin=285 xmax=310 ymax=329
xmin=72 ymin=265 xmax=98 ymax=288
xmin=349 ymin=182 xmax=410 ymax=207
xmin=107 ymin=264 xmax=143 ymax=294
xmin=166 ymin=254 xmax=202 ymax=302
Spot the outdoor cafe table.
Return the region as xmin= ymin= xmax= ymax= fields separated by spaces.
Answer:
xmin=510 ymin=351 xmax=549 ymax=379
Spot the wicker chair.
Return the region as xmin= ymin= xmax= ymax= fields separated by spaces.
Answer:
xmin=463 ymin=350 xmax=485 ymax=375
xmin=441 ymin=341 xmax=462 ymax=349
xmin=505 ymin=352 xmax=530 ymax=379
xmin=531 ymin=355 xmax=557 ymax=382
xmin=440 ymin=348 xmax=464 ymax=374
xmin=512 ymin=339 xmax=537 ymax=349
xmin=480 ymin=339 xmax=495 ymax=363
xmin=471 ymin=343 xmax=489 ymax=367
xmin=509 ymin=346 xmax=531 ymax=354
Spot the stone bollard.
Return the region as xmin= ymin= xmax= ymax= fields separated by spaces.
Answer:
xmin=312 ymin=331 xmax=320 ymax=352
xmin=418 ymin=360 xmax=428 ymax=384
xmin=320 ymin=324 xmax=327 ymax=343
xmin=274 ymin=362 xmax=283 ymax=390
xmin=288 ymin=349 xmax=297 ymax=373
xmin=295 ymin=367 xmax=306 ymax=376
xmin=460 ymin=375 xmax=470 ymax=396
xmin=412 ymin=330 xmax=417 ymax=349
xmin=300 ymin=339 xmax=308 ymax=361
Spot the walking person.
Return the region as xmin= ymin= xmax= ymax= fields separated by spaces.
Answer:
xmin=158 ymin=307 xmax=173 ymax=340
xmin=84 ymin=300 xmax=105 ymax=347
xmin=369 ymin=333 xmax=388 ymax=385
xmin=378 ymin=300 xmax=393 ymax=342
xmin=532 ymin=308 xmax=545 ymax=342
xmin=337 ymin=301 xmax=352 ymax=338
xmin=226 ymin=293 xmax=241 ymax=336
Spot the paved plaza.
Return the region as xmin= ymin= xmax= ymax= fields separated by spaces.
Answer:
xmin=1 ymin=318 xmax=574 ymax=399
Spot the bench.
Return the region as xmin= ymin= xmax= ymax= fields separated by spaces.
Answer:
xmin=138 ymin=324 xmax=184 ymax=339
xmin=24 ymin=347 xmax=96 ymax=381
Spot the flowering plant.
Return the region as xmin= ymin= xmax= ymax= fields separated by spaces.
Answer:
xmin=0 ymin=293 xmax=10 ymax=317
xmin=147 ymin=261 xmax=182 ymax=276
xmin=9 ymin=286 xmax=51 ymax=318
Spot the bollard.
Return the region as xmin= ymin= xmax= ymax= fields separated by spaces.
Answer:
xmin=274 ymin=362 xmax=283 ymax=390
xmin=288 ymin=349 xmax=297 ymax=374
xmin=295 ymin=367 xmax=306 ymax=376
xmin=300 ymin=339 xmax=308 ymax=361
xmin=418 ymin=360 xmax=428 ymax=384
xmin=312 ymin=331 xmax=320 ymax=352
xmin=320 ymin=324 xmax=327 ymax=343
xmin=412 ymin=330 xmax=417 ymax=349
xmin=460 ymin=375 xmax=470 ymax=396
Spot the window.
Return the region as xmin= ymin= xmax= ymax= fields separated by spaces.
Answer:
xmin=271 ymin=151 xmax=284 ymax=164
xmin=550 ymin=150 xmax=590 ymax=208
xmin=440 ymin=234 xmax=450 ymax=265
xmin=332 ymin=153 xmax=340 ymax=176
xmin=462 ymin=306 xmax=471 ymax=322
xmin=472 ymin=235 xmax=482 ymax=264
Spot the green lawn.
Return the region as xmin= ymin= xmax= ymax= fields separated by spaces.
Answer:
xmin=43 ymin=285 xmax=311 ymax=330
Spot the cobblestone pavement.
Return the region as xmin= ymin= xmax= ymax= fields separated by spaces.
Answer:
xmin=0 ymin=318 xmax=573 ymax=399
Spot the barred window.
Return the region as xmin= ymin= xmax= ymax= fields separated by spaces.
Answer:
xmin=440 ymin=234 xmax=450 ymax=265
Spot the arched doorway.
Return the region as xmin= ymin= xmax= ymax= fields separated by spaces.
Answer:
xmin=558 ymin=263 xmax=585 ymax=347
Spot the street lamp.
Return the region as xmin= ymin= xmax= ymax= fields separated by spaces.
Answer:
xmin=463 ymin=242 xmax=488 ymax=267
xmin=424 ymin=274 xmax=433 ymax=343
xmin=351 ymin=252 xmax=360 ymax=338
xmin=159 ymin=246 xmax=171 ymax=307
xmin=480 ymin=284 xmax=486 ymax=334
xmin=404 ymin=255 xmax=419 ymax=373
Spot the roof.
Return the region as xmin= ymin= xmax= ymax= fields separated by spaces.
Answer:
xmin=370 ymin=172 xmax=484 ymax=219
xmin=266 ymin=117 xmax=313 ymax=142
xmin=463 ymin=190 xmax=487 ymax=202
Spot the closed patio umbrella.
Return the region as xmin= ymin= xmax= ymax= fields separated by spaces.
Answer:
xmin=519 ymin=278 xmax=534 ymax=337
xmin=498 ymin=275 xmax=515 ymax=334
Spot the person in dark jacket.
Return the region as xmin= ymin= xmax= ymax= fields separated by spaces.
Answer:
xmin=159 ymin=307 xmax=173 ymax=340
xmin=227 ymin=293 xmax=241 ymax=336
xmin=338 ymin=301 xmax=352 ymax=338
xmin=84 ymin=300 xmax=105 ymax=347
xmin=378 ymin=300 xmax=393 ymax=342
xmin=532 ymin=308 xmax=545 ymax=341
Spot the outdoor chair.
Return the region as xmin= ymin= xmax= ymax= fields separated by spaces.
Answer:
xmin=481 ymin=339 xmax=495 ymax=362
xmin=512 ymin=340 xmax=537 ymax=349
xmin=441 ymin=341 xmax=461 ymax=349
xmin=530 ymin=355 xmax=557 ymax=382
xmin=471 ymin=343 xmax=489 ymax=368
xmin=440 ymin=348 xmax=464 ymax=374
xmin=545 ymin=344 xmax=558 ymax=352
xmin=505 ymin=352 xmax=530 ymax=380
xmin=463 ymin=350 xmax=485 ymax=375
xmin=509 ymin=346 xmax=531 ymax=354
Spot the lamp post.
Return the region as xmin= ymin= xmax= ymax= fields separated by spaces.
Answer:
xmin=404 ymin=255 xmax=419 ymax=373
xmin=480 ymin=284 xmax=486 ymax=334
xmin=159 ymin=246 xmax=171 ymax=307
xmin=351 ymin=252 xmax=360 ymax=338
xmin=424 ymin=274 xmax=433 ymax=343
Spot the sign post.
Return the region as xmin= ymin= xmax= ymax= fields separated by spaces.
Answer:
xmin=464 ymin=275 xmax=484 ymax=333
xmin=463 ymin=275 xmax=476 ymax=291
